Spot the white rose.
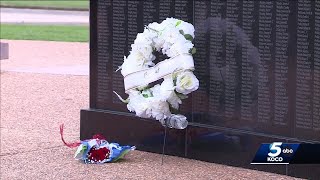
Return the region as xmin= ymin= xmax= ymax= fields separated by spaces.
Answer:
xmin=175 ymin=71 xmax=199 ymax=95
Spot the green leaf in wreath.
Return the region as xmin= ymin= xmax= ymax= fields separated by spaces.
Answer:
xmin=137 ymin=85 xmax=149 ymax=91
xmin=172 ymin=73 xmax=178 ymax=85
xmin=176 ymin=20 xmax=182 ymax=27
xmin=142 ymin=89 xmax=153 ymax=98
xmin=184 ymin=34 xmax=193 ymax=41
xmin=176 ymin=92 xmax=188 ymax=100
xmin=179 ymin=29 xmax=184 ymax=35
xmin=169 ymin=104 xmax=180 ymax=112
xmin=190 ymin=47 xmax=197 ymax=54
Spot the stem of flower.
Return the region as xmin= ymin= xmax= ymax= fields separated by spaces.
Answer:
xmin=113 ymin=91 xmax=129 ymax=103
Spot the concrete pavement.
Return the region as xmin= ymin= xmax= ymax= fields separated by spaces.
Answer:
xmin=0 ymin=40 xmax=89 ymax=75
xmin=0 ymin=8 xmax=88 ymax=25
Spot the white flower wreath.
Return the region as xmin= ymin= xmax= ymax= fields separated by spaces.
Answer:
xmin=115 ymin=18 xmax=199 ymax=129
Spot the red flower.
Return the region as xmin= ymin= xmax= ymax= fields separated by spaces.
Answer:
xmin=87 ymin=147 xmax=110 ymax=162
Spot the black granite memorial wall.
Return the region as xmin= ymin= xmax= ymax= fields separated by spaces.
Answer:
xmin=81 ymin=0 xmax=320 ymax=178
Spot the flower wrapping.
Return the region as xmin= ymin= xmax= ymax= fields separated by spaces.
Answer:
xmin=60 ymin=124 xmax=135 ymax=164
xmin=74 ymin=138 xmax=136 ymax=164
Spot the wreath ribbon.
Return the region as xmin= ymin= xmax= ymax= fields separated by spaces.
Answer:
xmin=124 ymin=54 xmax=194 ymax=92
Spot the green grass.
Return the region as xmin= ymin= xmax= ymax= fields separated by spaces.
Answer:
xmin=0 ymin=24 xmax=89 ymax=42
xmin=0 ymin=1 xmax=88 ymax=10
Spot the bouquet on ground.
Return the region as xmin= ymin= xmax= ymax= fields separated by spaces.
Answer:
xmin=74 ymin=135 xmax=136 ymax=164
xmin=60 ymin=124 xmax=135 ymax=164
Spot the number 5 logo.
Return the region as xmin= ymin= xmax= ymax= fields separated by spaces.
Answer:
xmin=268 ymin=142 xmax=282 ymax=157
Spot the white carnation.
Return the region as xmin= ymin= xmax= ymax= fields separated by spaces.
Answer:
xmin=142 ymin=28 xmax=158 ymax=41
xmin=153 ymin=37 xmax=165 ymax=51
xmin=160 ymin=77 xmax=182 ymax=109
xmin=148 ymin=22 xmax=162 ymax=32
xmin=127 ymin=91 xmax=150 ymax=118
xmin=147 ymin=97 xmax=171 ymax=120
xmin=162 ymin=28 xmax=184 ymax=44
xmin=149 ymin=84 xmax=161 ymax=97
xmin=161 ymin=41 xmax=172 ymax=55
xmin=162 ymin=18 xmax=179 ymax=28
xmin=175 ymin=71 xmax=199 ymax=95
xmin=134 ymin=32 xmax=151 ymax=45
xmin=131 ymin=44 xmax=155 ymax=65
xmin=121 ymin=55 xmax=144 ymax=76
xmin=166 ymin=39 xmax=194 ymax=57
xmin=127 ymin=87 xmax=171 ymax=121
